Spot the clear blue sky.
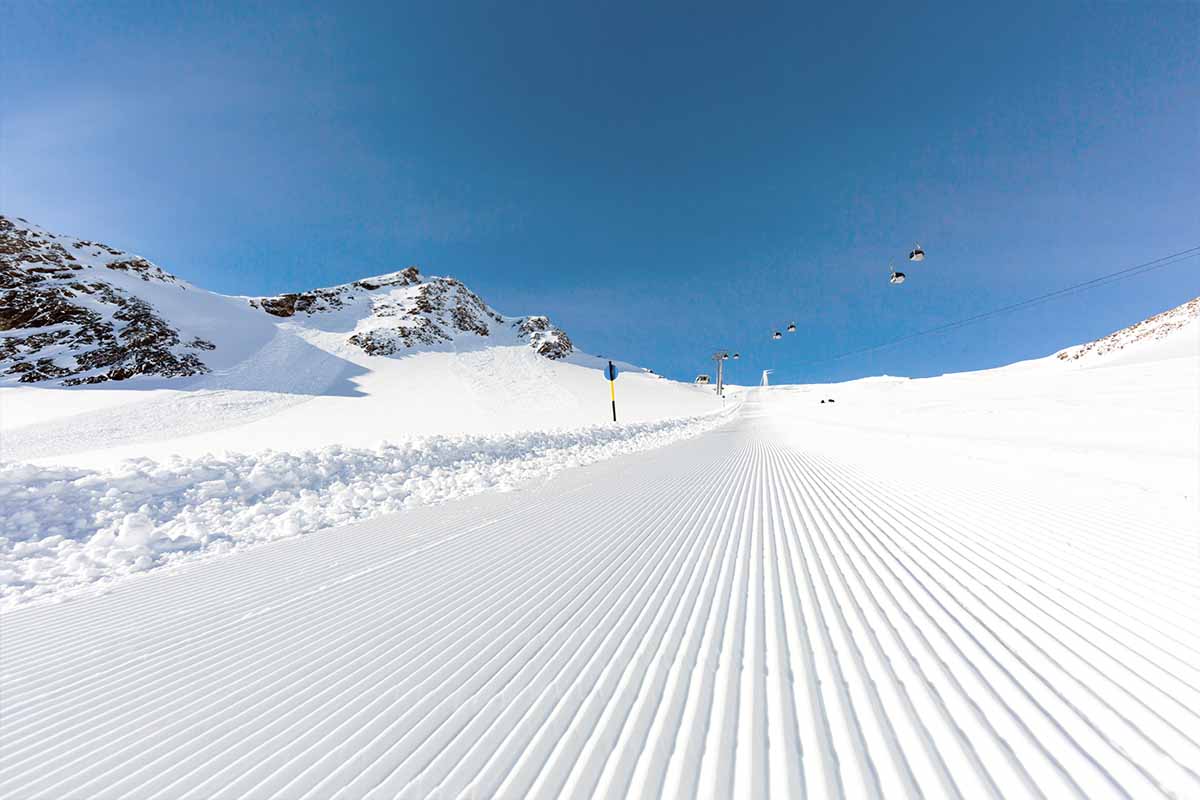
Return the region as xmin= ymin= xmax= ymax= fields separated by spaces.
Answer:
xmin=4 ymin=1 xmax=1197 ymax=384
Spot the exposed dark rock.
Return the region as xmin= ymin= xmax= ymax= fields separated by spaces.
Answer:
xmin=1 ymin=215 xmax=213 ymax=386
xmin=258 ymin=293 xmax=299 ymax=317
xmin=251 ymin=268 xmax=426 ymax=319
xmin=250 ymin=266 xmax=566 ymax=360
xmin=1057 ymin=297 xmax=1200 ymax=361
xmin=514 ymin=316 xmax=573 ymax=359
xmin=4 ymin=214 xmax=577 ymax=385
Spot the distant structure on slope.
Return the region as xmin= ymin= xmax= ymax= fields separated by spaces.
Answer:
xmin=0 ymin=215 xmax=573 ymax=386
xmin=1055 ymin=296 xmax=1199 ymax=362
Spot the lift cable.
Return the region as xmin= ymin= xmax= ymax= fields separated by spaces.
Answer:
xmin=804 ymin=245 xmax=1200 ymax=366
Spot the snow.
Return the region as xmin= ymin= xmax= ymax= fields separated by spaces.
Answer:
xmin=1 ymin=350 xmax=1196 ymax=797
xmin=3 ymin=217 xmax=1197 ymax=798
xmin=2 ymin=258 xmax=723 ymax=467
xmin=751 ymin=345 xmax=1199 ymax=510
xmin=2 ymin=343 xmax=723 ymax=465
xmin=1 ymin=217 xmax=279 ymax=383
xmin=1 ymin=217 xmax=734 ymax=607
xmin=0 ymin=410 xmax=734 ymax=608
xmin=1054 ymin=295 xmax=1200 ymax=365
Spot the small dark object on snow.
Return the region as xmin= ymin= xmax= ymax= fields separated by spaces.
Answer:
xmin=828 ymin=398 xmax=835 ymax=403
xmin=820 ymin=399 xmax=825 ymax=404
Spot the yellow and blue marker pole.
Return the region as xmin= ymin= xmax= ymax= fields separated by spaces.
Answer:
xmin=607 ymin=360 xmax=618 ymax=422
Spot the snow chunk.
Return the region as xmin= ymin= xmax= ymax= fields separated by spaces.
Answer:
xmin=0 ymin=409 xmax=732 ymax=609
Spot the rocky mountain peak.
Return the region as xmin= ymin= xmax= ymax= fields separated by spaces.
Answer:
xmin=2 ymin=215 xmax=574 ymax=387
xmin=251 ymin=267 xmax=574 ymax=360
xmin=1056 ymin=296 xmax=1199 ymax=362
xmin=0 ymin=216 xmax=212 ymax=385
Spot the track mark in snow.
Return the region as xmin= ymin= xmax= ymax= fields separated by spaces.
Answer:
xmin=1 ymin=397 xmax=1197 ymax=799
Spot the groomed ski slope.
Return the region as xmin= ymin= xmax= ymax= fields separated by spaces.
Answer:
xmin=2 ymin=391 xmax=1197 ymax=800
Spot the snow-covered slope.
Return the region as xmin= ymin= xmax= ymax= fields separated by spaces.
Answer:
xmin=739 ymin=295 xmax=1199 ymax=511
xmin=1 ymin=391 xmax=1195 ymax=799
xmin=1 ymin=216 xmax=275 ymax=385
xmin=1054 ymin=295 xmax=1199 ymax=366
xmin=1 ymin=225 xmax=1195 ymax=796
xmin=0 ymin=216 xmax=728 ymax=606
xmin=1 ymin=214 xmax=573 ymax=389
xmin=248 ymin=267 xmax=573 ymax=360
xmin=1 ymin=215 xmax=722 ymax=469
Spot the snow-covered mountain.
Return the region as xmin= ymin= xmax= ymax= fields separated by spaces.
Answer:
xmin=1 ymin=214 xmax=723 ymax=471
xmin=2 ymin=268 xmax=1195 ymax=800
xmin=1054 ymin=295 xmax=1199 ymax=364
xmin=0 ymin=216 xmax=732 ymax=609
xmin=248 ymin=267 xmax=573 ymax=361
xmin=1 ymin=220 xmax=1195 ymax=622
xmin=0 ymin=216 xmax=219 ymax=385
xmin=1 ymin=214 xmax=572 ymax=387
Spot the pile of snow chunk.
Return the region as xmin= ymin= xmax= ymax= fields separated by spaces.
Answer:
xmin=0 ymin=410 xmax=731 ymax=608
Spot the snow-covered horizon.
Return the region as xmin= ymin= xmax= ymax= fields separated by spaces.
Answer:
xmin=2 ymin=324 xmax=1195 ymax=797
xmin=2 ymin=213 xmax=1197 ymax=798
xmin=0 ymin=213 xmax=589 ymax=389
xmin=1 ymin=213 xmax=741 ymax=606
xmin=2 ymin=211 xmax=1198 ymax=610
xmin=2 ymin=212 xmax=734 ymax=462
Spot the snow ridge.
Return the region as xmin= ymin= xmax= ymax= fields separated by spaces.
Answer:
xmin=1056 ymin=296 xmax=1199 ymax=362
xmin=1 ymin=215 xmax=574 ymax=387
xmin=0 ymin=408 xmax=734 ymax=608
xmin=251 ymin=266 xmax=574 ymax=360
xmin=0 ymin=215 xmax=214 ymax=385
xmin=0 ymin=395 xmax=1195 ymax=798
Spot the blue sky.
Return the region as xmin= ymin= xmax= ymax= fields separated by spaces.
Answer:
xmin=4 ymin=1 xmax=1197 ymax=384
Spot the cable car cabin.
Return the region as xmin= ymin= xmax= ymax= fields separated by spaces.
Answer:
xmin=890 ymin=271 xmax=906 ymax=285
xmin=787 ymin=323 xmax=797 ymax=333
xmin=694 ymin=374 xmax=711 ymax=384
xmin=909 ymin=244 xmax=925 ymax=262
xmin=773 ymin=331 xmax=783 ymax=340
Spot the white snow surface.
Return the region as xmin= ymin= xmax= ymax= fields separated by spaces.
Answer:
xmin=2 ymin=215 xmax=720 ymax=466
xmin=0 ymin=411 xmax=733 ymax=607
xmin=1 ymin=343 xmax=720 ymax=466
xmin=1 ymin=340 xmax=729 ymax=607
xmin=0 ymin=216 xmax=279 ymax=381
xmin=0 ymin=295 xmax=1196 ymax=796
xmin=1053 ymin=295 xmax=1200 ymax=365
xmin=757 ymin=313 xmax=1200 ymax=508
xmin=6 ymin=217 xmax=1196 ymax=795
xmin=1 ymin=379 xmax=1196 ymax=798
xmin=2 ymin=218 xmax=734 ymax=604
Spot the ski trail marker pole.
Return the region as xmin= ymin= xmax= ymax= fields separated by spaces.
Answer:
xmin=606 ymin=360 xmax=618 ymax=421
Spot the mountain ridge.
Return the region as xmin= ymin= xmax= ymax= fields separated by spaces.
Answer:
xmin=1054 ymin=295 xmax=1199 ymax=363
xmin=0 ymin=215 xmax=572 ymax=387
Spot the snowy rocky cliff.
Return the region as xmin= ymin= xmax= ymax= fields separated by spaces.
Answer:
xmin=0 ymin=216 xmax=215 ymax=385
xmin=248 ymin=266 xmax=573 ymax=360
xmin=1054 ymin=296 xmax=1199 ymax=363
xmin=0 ymin=215 xmax=572 ymax=386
